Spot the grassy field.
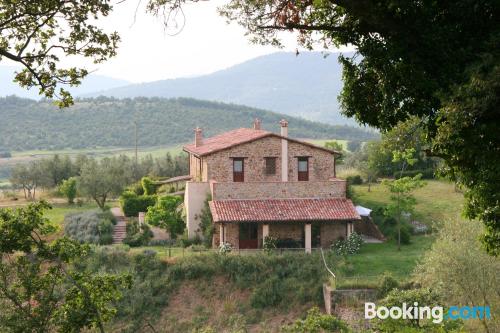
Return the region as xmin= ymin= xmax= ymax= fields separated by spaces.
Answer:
xmin=305 ymin=138 xmax=349 ymax=150
xmin=352 ymin=180 xmax=464 ymax=226
xmin=43 ymin=202 xmax=101 ymax=226
xmin=334 ymin=235 xmax=434 ymax=288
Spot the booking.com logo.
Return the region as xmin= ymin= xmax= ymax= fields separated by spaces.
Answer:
xmin=365 ymin=302 xmax=491 ymax=323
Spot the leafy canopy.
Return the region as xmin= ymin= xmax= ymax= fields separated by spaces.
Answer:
xmin=0 ymin=202 xmax=131 ymax=333
xmin=0 ymin=0 xmax=119 ymax=107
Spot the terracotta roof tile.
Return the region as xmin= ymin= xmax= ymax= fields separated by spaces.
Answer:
xmin=209 ymin=198 xmax=360 ymax=223
xmin=183 ymin=128 xmax=272 ymax=156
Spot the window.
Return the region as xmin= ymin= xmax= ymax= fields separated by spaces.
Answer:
xmin=265 ymin=157 xmax=277 ymax=175
xmin=233 ymin=158 xmax=244 ymax=182
xmin=298 ymin=157 xmax=309 ymax=181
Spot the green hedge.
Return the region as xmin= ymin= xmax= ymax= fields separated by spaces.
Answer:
xmin=120 ymin=191 xmax=157 ymax=217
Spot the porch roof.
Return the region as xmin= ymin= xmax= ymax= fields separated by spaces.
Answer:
xmin=209 ymin=198 xmax=360 ymax=223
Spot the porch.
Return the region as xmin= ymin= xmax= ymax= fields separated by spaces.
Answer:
xmin=214 ymin=221 xmax=355 ymax=253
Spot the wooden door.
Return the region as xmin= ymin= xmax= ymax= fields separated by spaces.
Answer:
xmin=239 ymin=223 xmax=258 ymax=249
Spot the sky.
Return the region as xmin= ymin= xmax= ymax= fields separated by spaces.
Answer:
xmin=1 ymin=0 xmax=353 ymax=84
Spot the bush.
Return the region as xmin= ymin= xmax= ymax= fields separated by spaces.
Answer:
xmin=398 ymin=224 xmax=412 ymax=245
xmin=120 ymin=191 xmax=157 ymax=217
xmin=377 ymin=274 xmax=400 ymax=298
xmin=332 ymin=232 xmax=364 ymax=255
xmin=282 ymin=307 xmax=349 ymax=333
xmin=263 ymin=236 xmax=278 ymax=252
xmin=346 ymin=174 xmax=363 ymax=185
xmin=64 ymin=210 xmax=115 ymax=245
xmin=141 ymin=176 xmax=157 ymax=195
xmin=218 ymin=242 xmax=232 ymax=254
xmin=146 ymin=195 xmax=185 ymax=238
xmin=276 ymin=238 xmax=303 ymax=248
xmin=59 ymin=177 xmax=77 ymax=204
xmin=123 ymin=218 xmax=153 ymax=247
xmin=0 ymin=151 xmax=12 ymax=158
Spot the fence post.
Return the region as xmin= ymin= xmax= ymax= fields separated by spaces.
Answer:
xmin=169 ymin=247 xmax=171 ymax=258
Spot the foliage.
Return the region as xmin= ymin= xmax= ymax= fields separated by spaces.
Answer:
xmin=0 ymin=96 xmax=378 ymax=151
xmin=10 ymin=160 xmax=44 ymax=200
xmin=347 ymin=140 xmax=362 ymax=152
xmin=282 ymin=307 xmax=349 ymax=333
xmin=384 ymin=149 xmax=426 ymax=250
xmin=332 ymin=232 xmax=363 ymax=256
xmin=120 ymin=191 xmax=157 ymax=217
xmin=0 ymin=202 xmax=131 ymax=333
xmin=345 ymin=175 xmax=363 ymax=185
xmin=0 ymin=0 xmax=119 ymax=107
xmin=197 ymin=194 xmax=214 ymax=247
xmin=78 ymin=156 xmax=133 ymax=210
xmin=218 ymin=242 xmax=233 ymax=254
xmin=376 ymin=288 xmax=463 ymax=333
xmin=206 ymin=0 xmax=499 ymax=254
xmin=123 ymin=219 xmax=154 ymax=247
xmin=141 ymin=176 xmax=157 ymax=195
xmin=415 ymin=218 xmax=500 ymax=332
xmin=146 ymin=195 xmax=184 ymax=238
xmin=377 ymin=274 xmax=400 ymax=299
xmin=263 ymin=235 xmax=278 ymax=252
xmin=324 ymin=140 xmax=344 ymax=163
xmin=59 ymin=177 xmax=77 ymax=204
xmin=64 ymin=209 xmax=115 ymax=245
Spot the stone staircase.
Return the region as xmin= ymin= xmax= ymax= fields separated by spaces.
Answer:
xmin=111 ymin=207 xmax=127 ymax=244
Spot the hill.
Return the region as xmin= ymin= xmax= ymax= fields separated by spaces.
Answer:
xmin=0 ymin=96 xmax=377 ymax=152
xmin=0 ymin=66 xmax=130 ymax=100
xmin=83 ymin=52 xmax=355 ymax=125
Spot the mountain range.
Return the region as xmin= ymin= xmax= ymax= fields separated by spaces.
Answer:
xmin=1 ymin=52 xmax=356 ymax=126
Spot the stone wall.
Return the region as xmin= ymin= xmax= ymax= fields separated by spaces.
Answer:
xmin=211 ymin=180 xmax=346 ymax=200
xmin=269 ymin=223 xmax=304 ymax=241
xmin=321 ymin=223 xmax=347 ymax=248
xmin=203 ymin=135 xmax=336 ymax=183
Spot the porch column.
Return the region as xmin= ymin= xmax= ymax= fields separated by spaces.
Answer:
xmin=262 ymin=224 xmax=269 ymax=240
xmin=219 ymin=224 xmax=225 ymax=246
xmin=305 ymin=223 xmax=312 ymax=254
xmin=347 ymin=221 xmax=353 ymax=238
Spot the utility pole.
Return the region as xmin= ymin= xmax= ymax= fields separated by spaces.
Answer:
xmin=134 ymin=120 xmax=138 ymax=180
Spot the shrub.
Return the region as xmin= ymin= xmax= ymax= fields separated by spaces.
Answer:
xmin=120 ymin=191 xmax=157 ymax=217
xmin=64 ymin=210 xmax=115 ymax=245
xmin=146 ymin=195 xmax=184 ymax=238
xmin=218 ymin=242 xmax=232 ymax=254
xmin=250 ymin=276 xmax=284 ymax=308
xmin=282 ymin=307 xmax=349 ymax=333
xmin=394 ymin=168 xmax=435 ymax=179
xmin=59 ymin=177 xmax=77 ymax=204
xmin=123 ymin=218 xmax=153 ymax=247
xmin=276 ymin=238 xmax=303 ymax=248
xmin=398 ymin=224 xmax=412 ymax=245
xmin=263 ymin=236 xmax=278 ymax=252
xmin=197 ymin=194 xmax=214 ymax=247
xmin=141 ymin=176 xmax=157 ymax=195
xmin=332 ymin=232 xmax=364 ymax=255
xmin=377 ymin=274 xmax=400 ymax=298
xmin=346 ymin=174 xmax=363 ymax=185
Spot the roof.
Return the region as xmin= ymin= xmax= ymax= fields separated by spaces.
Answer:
xmin=209 ymin=198 xmax=360 ymax=223
xmin=183 ymin=128 xmax=340 ymax=157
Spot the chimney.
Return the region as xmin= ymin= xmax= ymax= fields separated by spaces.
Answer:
xmin=194 ymin=127 xmax=203 ymax=147
xmin=279 ymin=119 xmax=288 ymax=181
xmin=253 ymin=118 xmax=261 ymax=130
xmin=280 ymin=119 xmax=288 ymax=137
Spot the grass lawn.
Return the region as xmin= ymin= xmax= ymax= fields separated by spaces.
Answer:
xmin=352 ymin=180 xmax=464 ymax=226
xmin=334 ymin=235 xmax=435 ymax=288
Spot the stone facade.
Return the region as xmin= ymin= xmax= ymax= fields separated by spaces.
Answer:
xmin=211 ymin=180 xmax=346 ymax=200
xmin=320 ymin=223 xmax=348 ymax=248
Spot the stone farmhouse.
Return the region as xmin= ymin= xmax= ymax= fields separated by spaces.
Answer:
xmin=182 ymin=119 xmax=361 ymax=252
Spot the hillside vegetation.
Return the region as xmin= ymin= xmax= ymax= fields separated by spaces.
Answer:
xmin=0 ymin=96 xmax=377 ymax=152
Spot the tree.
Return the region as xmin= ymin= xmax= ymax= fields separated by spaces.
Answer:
xmin=10 ymin=161 xmax=45 ymax=200
xmin=59 ymin=177 xmax=77 ymax=204
xmin=383 ymin=149 xmax=425 ymax=250
xmin=39 ymin=154 xmax=76 ymax=188
xmin=415 ymin=218 xmax=500 ymax=333
xmin=158 ymin=0 xmax=499 ymax=253
xmin=324 ymin=141 xmax=344 ymax=163
xmin=0 ymin=202 xmax=131 ymax=332
xmin=78 ymin=157 xmax=132 ymax=210
xmin=146 ymin=195 xmax=185 ymax=238
xmin=0 ymin=0 xmax=119 ymax=107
